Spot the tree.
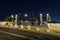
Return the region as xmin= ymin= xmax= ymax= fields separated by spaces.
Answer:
xmin=4 ymin=16 xmax=12 ymax=21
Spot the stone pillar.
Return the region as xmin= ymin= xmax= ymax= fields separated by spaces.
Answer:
xmin=40 ymin=14 xmax=42 ymax=26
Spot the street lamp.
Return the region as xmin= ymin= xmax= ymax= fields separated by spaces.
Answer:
xmin=46 ymin=13 xmax=49 ymax=27
xmin=46 ymin=13 xmax=49 ymax=22
xmin=24 ymin=14 xmax=28 ymax=25
xmin=14 ymin=14 xmax=18 ymax=28
xmin=15 ymin=14 xmax=18 ymax=25
xmin=40 ymin=13 xmax=42 ymax=26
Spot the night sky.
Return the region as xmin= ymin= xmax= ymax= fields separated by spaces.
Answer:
xmin=0 ymin=0 xmax=60 ymax=21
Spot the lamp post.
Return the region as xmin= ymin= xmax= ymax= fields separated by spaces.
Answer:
xmin=24 ymin=14 xmax=28 ymax=25
xmin=46 ymin=13 xmax=49 ymax=22
xmin=11 ymin=15 xmax=14 ymax=27
xmin=40 ymin=14 xmax=42 ymax=26
xmin=46 ymin=13 xmax=49 ymax=28
xmin=15 ymin=14 xmax=18 ymax=27
xmin=46 ymin=13 xmax=50 ymax=32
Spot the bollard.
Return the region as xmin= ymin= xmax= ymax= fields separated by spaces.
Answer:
xmin=10 ymin=24 xmax=13 ymax=28
xmin=36 ymin=28 xmax=40 ymax=31
xmin=27 ymin=25 xmax=31 ymax=30
xmin=46 ymin=29 xmax=50 ymax=32
xmin=20 ymin=25 xmax=24 ymax=29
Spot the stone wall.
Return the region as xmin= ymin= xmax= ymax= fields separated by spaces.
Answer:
xmin=0 ymin=21 xmax=12 ymax=27
xmin=47 ymin=23 xmax=60 ymax=31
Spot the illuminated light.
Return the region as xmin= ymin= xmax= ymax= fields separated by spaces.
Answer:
xmin=11 ymin=15 xmax=14 ymax=18
xmin=46 ymin=13 xmax=49 ymax=18
xmin=36 ymin=28 xmax=39 ymax=31
xmin=46 ymin=29 xmax=50 ymax=32
xmin=20 ymin=25 xmax=24 ymax=29
xmin=27 ymin=25 xmax=31 ymax=30
xmin=25 ymin=14 xmax=27 ymax=17
xmin=40 ymin=14 xmax=42 ymax=16
xmin=15 ymin=14 xmax=18 ymax=17
xmin=47 ymin=13 xmax=49 ymax=16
